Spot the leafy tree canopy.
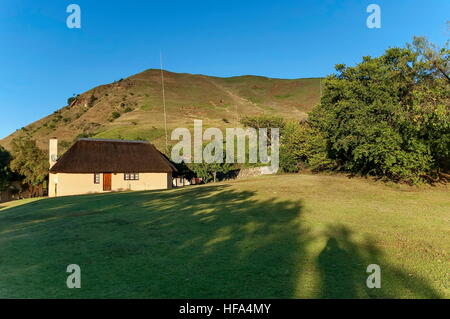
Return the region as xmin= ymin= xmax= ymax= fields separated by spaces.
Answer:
xmin=187 ymin=143 xmax=234 ymax=183
xmin=309 ymin=38 xmax=450 ymax=183
xmin=10 ymin=138 xmax=48 ymax=187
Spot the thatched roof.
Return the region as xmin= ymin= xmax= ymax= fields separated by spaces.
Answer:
xmin=50 ymin=139 xmax=177 ymax=174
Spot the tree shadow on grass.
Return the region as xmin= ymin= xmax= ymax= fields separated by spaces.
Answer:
xmin=317 ymin=225 xmax=442 ymax=298
xmin=0 ymin=186 xmax=444 ymax=298
xmin=0 ymin=185 xmax=311 ymax=298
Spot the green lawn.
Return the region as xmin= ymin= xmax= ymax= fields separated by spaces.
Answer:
xmin=0 ymin=174 xmax=448 ymax=298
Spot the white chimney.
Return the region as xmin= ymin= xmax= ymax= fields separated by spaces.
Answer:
xmin=49 ymin=138 xmax=58 ymax=168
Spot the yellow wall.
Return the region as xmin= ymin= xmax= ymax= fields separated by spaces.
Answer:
xmin=49 ymin=172 xmax=172 ymax=197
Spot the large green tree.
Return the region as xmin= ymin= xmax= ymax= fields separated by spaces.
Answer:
xmin=187 ymin=146 xmax=233 ymax=183
xmin=240 ymin=115 xmax=329 ymax=173
xmin=309 ymin=39 xmax=450 ymax=183
xmin=10 ymin=138 xmax=48 ymax=196
xmin=409 ymin=36 xmax=450 ymax=84
xmin=279 ymin=120 xmax=331 ymax=173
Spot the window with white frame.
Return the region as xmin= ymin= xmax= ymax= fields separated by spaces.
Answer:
xmin=124 ymin=173 xmax=139 ymax=181
xmin=94 ymin=173 xmax=101 ymax=184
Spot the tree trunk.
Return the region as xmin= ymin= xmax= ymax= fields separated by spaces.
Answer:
xmin=213 ymin=171 xmax=217 ymax=183
xmin=29 ymin=184 xmax=38 ymax=198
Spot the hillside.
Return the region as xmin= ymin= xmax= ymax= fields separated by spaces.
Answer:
xmin=0 ymin=69 xmax=321 ymax=154
xmin=0 ymin=174 xmax=448 ymax=298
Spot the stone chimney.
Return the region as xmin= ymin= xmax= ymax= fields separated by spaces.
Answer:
xmin=49 ymin=138 xmax=58 ymax=168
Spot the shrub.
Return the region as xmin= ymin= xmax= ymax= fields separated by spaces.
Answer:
xmin=111 ymin=111 xmax=121 ymax=119
xmin=0 ymin=146 xmax=12 ymax=192
xmin=279 ymin=120 xmax=331 ymax=173
xmin=76 ymin=132 xmax=95 ymax=139
xmin=240 ymin=115 xmax=285 ymax=131
xmin=187 ymin=161 xmax=233 ymax=183
xmin=67 ymin=94 xmax=79 ymax=105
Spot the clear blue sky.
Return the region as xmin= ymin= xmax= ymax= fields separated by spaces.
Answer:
xmin=0 ymin=0 xmax=448 ymax=138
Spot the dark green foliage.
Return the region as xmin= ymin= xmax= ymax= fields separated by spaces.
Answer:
xmin=111 ymin=111 xmax=121 ymax=120
xmin=279 ymin=121 xmax=330 ymax=173
xmin=279 ymin=121 xmax=305 ymax=173
xmin=0 ymin=146 xmax=12 ymax=191
xmin=53 ymin=114 xmax=63 ymax=122
xmin=240 ymin=115 xmax=285 ymax=132
xmin=67 ymin=94 xmax=79 ymax=105
xmin=240 ymin=115 xmax=328 ymax=173
xmin=309 ymin=40 xmax=450 ymax=183
xmin=186 ymin=142 xmax=234 ymax=183
xmin=275 ymin=94 xmax=293 ymax=99
xmin=10 ymin=138 xmax=48 ymax=194
xmin=188 ymin=161 xmax=233 ymax=183
xmin=240 ymin=115 xmax=286 ymax=160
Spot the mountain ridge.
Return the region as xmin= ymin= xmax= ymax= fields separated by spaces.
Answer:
xmin=0 ymin=69 xmax=322 ymax=154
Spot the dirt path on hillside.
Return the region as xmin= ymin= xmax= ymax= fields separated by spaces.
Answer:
xmin=202 ymin=77 xmax=256 ymax=107
xmin=201 ymin=76 xmax=262 ymax=123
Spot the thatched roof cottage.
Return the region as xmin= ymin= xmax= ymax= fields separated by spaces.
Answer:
xmin=48 ymin=138 xmax=176 ymax=197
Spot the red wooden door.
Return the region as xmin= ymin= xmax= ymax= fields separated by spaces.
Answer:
xmin=103 ymin=173 xmax=112 ymax=191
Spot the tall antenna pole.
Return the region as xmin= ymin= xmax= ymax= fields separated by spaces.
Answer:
xmin=319 ymin=78 xmax=322 ymax=98
xmin=160 ymin=51 xmax=169 ymax=154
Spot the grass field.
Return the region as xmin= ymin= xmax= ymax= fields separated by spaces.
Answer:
xmin=0 ymin=174 xmax=448 ymax=298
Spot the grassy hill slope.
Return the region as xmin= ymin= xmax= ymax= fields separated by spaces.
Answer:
xmin=0 ymin=70 xmax=321 ymax=153
xmin=0 ymin=174 xmax=448 ymax=298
